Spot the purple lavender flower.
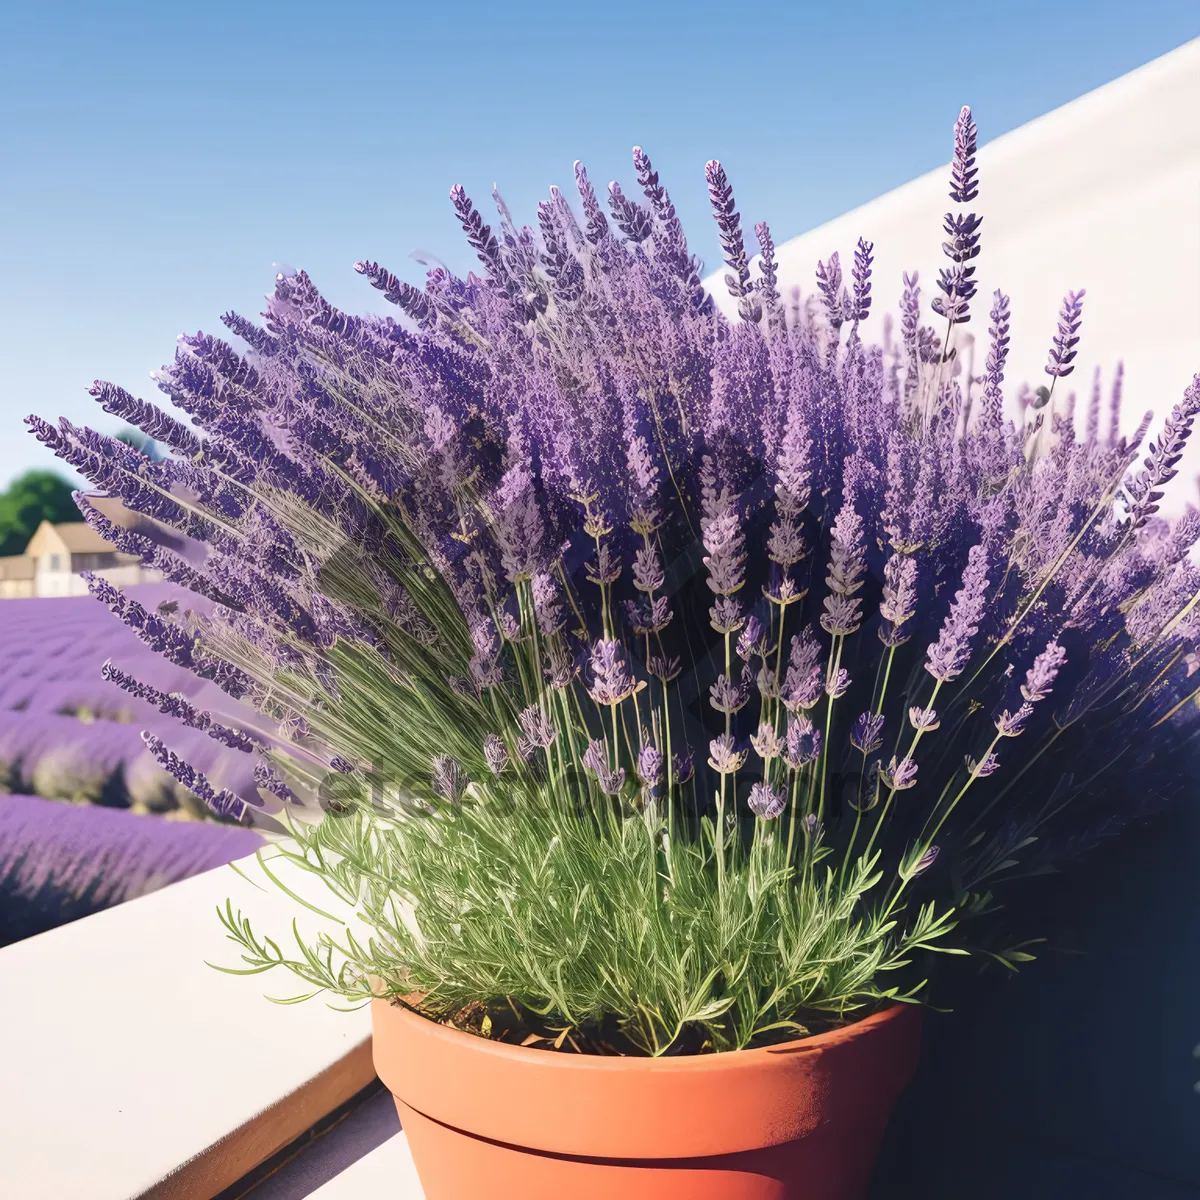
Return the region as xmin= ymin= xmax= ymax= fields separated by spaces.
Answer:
xmin=925 ymin=544 xmax=990 ymax=683
xmin=850 ymin=712 xmax=885 ymax=755
xmin=484 ymin=734 xmax=509 ymax=777
xmin=815 ymin=251 xmax=846 ymax=333
xmin=607 ymin=180 xmax=653 ymax=245
xmin=783 ymin=717 xmax=821 ymax=768
xmin=748 ymin=781 xmax=787 ymax=819
xmin=255 ymin=761 xmax=298 ymax=805
xmin=587 ymin=639 xmax=637 ymax=706
xmin=995 ymin=703 xmax=1034 ymax=738
xmin=968 ymin=751 xmax=1000 ymax=777
xmin=707 ymin=733 xmax=747 ymax=776
xmin=909 ymin=706 xmax=941 ymax=732
xmin=672 ymin=748 xmax=695 ymax=784
xmin=582 ymin=739 xmax=625 ymax=795
xmin=849 ymin=238 xmax=874 ymax=325
xmin=518 ymin=705 xmax=556 ymax=750
xmin=1045 ymin=290 xmax=1086 ymax=379
xmin=648 ymin=654 xmax=682 ymax=682
xmin=826 ymin=668 xmax=851 ymax=699
xmin=736 ymin=615 xmax=766 ymax=662
xmin=431 ymin=754 xmax=468 ymax=804
xmin=705 ymin=160 xmax=760 ymax=323
xmin=755 ymin=221 xmax=781 ymax=324
xmin=637 ymin=742 xmax=663 ymax=789
xmin=710 ymin=669 xmax=753 ymax=715
xmin=573 ymin=161 xmax=610 ymax=244
xmin=1125 ymin=376 xmax=1200 ymax=528
xmin=948 ymin=107 xmax=979 ymax=203
xmin=142 ymin=732 xmax=246 ymax=820
xmin=750 ymin=722 xmax=784 ymax=761
xmin=1021 ymin=641 xmax=1067 ymax=703
xmin=450 ymin=185 xmax=503 ymax=276
xmin=980 ymin=290 xmax=1011 ymax=428
xmin=822 ymin=495 xmax=866 ymax=636
xmin=703 ymin=506 xmax=747 ymax=598
xmin=881 ymin=757 xmax=918 ymax=791
xmin=912 ymin=845 xmax=940 ymax=876
xmin=932 ymin=107 xmax=981 ymax=328
xmin=709 ymin=596 xmax=745 ymax=635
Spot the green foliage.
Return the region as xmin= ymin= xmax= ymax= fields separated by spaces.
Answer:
xmin=210 ymin=539 xmax=964 ymax=1055
xmin=0 ymin=470 xmax=78 ymax=556
xmin=218 ymin=797 xmax=962 ymax=1055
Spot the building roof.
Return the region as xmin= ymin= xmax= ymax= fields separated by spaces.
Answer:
xmin=50 ymin=522 xmax=120 ymax=554
xmin=21 ymin=496 xmax=145 ymax=562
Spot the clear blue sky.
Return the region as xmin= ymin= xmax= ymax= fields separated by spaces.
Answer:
xmin=1 ymin=1 xmax=1196 ymax=489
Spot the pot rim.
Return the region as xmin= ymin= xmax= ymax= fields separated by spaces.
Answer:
xmin=372 ymin=996 xmax=922 ymax=1158
xmin=376 ymin=996 xmax=913 ymax=1072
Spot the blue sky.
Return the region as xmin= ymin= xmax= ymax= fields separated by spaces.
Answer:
xmin=0 ymin=1 xmax=1196 ymax=489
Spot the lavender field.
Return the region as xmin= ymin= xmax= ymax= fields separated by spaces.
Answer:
xmin=0 ymin=585 xmax=260 ymax=813
xmin=0 ymin=586 xmax=265 ymax=942
xmin=0 ymin=792 xmax=261 ymax=945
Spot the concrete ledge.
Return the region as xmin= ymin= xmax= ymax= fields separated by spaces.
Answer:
xmin=0 ymin=845 xmax=372 ymax=1199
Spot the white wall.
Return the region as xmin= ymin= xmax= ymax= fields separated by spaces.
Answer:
xmin=708 ymin=39 xmax=1200 ymax=513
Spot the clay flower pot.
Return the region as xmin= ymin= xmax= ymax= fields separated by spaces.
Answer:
xmin=371 ymin=998 xmax=921 ymax=1199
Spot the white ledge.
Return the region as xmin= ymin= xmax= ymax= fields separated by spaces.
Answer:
xmin=0 ymin=846 xmax=373 ymax=1199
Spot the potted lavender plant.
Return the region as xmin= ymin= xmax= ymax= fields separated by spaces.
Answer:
xmin=31 ymin=107 xmax=1200 ymax=1199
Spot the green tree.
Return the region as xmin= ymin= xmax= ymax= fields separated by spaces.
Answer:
xmin=0 ymin=470 xmax=79 ymax=556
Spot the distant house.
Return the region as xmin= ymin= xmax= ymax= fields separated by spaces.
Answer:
xmin=0 ymin=498 xmax=161 ymax=599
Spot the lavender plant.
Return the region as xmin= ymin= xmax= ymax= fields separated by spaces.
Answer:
xmin=31 ymin=108 xmax=1200 ymax=1054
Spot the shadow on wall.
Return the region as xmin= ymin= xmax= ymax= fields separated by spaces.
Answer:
xmin=871 ymin=797 xmax=1200 ymax=1198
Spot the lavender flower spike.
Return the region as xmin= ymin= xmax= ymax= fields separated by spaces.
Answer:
xmin=748 ymin=781 xmax=787 ymax=819
xmin=783 ymin=717 xmax=821 ymax=768
xmin=587 ymin=639 xmax=638 ymax=706
xmin=431 ymin=755 xmax=468 ymax=804
xmin=484 ymin=734 xmax=509 ymax=777
xmin=850 ymin=712 xmax=885 ymax=755
xmin=1045 ymin=289 xmax=1085 ymax=379
xmin=881 ymin=757 xmax=919 ymax=791
xmin=932 ymin=106 xmax=981 ymax=328
xmin=142 ymin=732 xmax=246 ymax=820
xmin=705 ymin=160 xmax=760 ymax=323
xmin=925 ymin=544 xmax=990 ymax=683
xmin=1021 ymin=641 xmax=1068 ymax=703
xmin=637 ymin=743 xmax=663 ymax=789
xmin=582 ymin=740 xmax=625 ymax=795
xmin=1125 ymin=375 xmax=1200 ymax=528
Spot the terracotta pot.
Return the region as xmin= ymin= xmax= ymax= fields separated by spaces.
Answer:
xmin=371 ymin=998 xmax=921 ymax=1200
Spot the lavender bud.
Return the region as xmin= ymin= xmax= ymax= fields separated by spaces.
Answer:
xmin=850 ymin=712 xmax=885 ymax=755
xmin=484 ymin=734 xmax=509 ymax=777
xmin=881 ymin=756 xmax=918 ymax=791
xmin=707 ymin=733 xmax=747 ymax=776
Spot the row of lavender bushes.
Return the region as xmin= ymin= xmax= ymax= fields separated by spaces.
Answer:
xmin=0 ymin=793 xmax=260 ymax=946
xmin=0 ymin=585 xmax=260 ymax=814
xmin=0 ymin=585 xmax=265 ymax=943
